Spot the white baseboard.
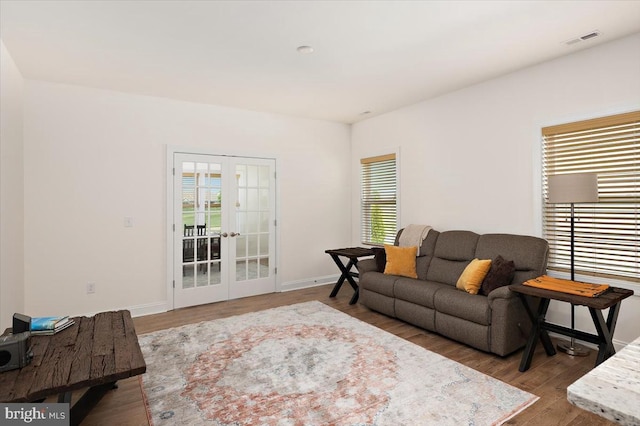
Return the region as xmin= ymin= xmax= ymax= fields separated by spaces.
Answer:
xmin=119 ymin=278 xmax=339 ymax=319
xmin=550 ymin=332 xmax=628 ymax=352
xmin=73 ymin=301 xmax=168 ymax=319
xmin=280 ymin=275 xmax=339 ymax=292
xmin=127 ymin=301 xmax=169 ymax=318
xmin=78 ymin=277 xmax=338 ymax=319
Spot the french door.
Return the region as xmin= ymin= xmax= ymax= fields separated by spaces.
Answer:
xmin=172 ymin=153 xmax=276 ymax=309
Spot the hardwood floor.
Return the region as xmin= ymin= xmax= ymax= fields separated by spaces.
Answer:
xmin=77 ymin=284 xmax=614 ymax=425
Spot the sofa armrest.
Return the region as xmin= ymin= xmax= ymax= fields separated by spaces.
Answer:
xmin=488 ymin=285 xmax=531 ymax=356
xmin=487 ymin=286 xmax=517 ymax=306
xmin=357 ymin=258 xmax=378 ymax=277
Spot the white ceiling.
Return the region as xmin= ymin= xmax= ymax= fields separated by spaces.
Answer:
xmin=2 ymin=1 xmax=640 ymax=124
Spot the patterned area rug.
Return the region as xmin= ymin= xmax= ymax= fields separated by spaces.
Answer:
xmin=139 ymin=301 xmax=537 ymax=425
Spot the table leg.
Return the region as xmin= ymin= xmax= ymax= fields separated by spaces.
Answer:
xmin=329 ymin=255 xmax=348 ymax=298
xmin=349 ymin=287 xmax=359 ymax=305
xmin=517 ymin=293 xmax=540 ymax=372
xmin=589 ymin=302 xmax=621 ymax=365
xmin=58 ymin=391 xmax=71 ymax=404
xmin=340 ymin=259 xmax=360 ymax=305
xmin=68 ymin=381 xmax=118 ymax=426
xmin=342 ymin=259 xmax=359 ymax=291
xmin=329 ymin=255 xmax=357 ymax=297
xmin=329 ymin=274 xmax=346 ymax=298
xmin=518 ymin=296 xmax=555 ymax=372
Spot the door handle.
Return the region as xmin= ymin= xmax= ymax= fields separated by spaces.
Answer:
xmin=230 ymin=232 xmax=240 ymax=237
xmin=221 ymin=232 xmax=228 ymax=238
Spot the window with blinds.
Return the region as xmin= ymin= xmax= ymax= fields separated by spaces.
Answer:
xmin=542 ymin=111 xmax=639 ymax=282
xmin=361 ymin=153 xmax=397 ymax=245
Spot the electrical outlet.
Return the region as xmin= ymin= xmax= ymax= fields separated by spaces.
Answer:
xmin=87 ymin=282 xmax=96 ymax=294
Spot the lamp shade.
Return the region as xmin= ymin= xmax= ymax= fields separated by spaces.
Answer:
xmin=548 ymin=173 xmax=598 ymax=204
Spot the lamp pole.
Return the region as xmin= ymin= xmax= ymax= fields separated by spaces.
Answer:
xmin=548 ymin=172 xmax=598 ymax=358
xmin=557 ymin=201 xmax=589 ymax=356
xmin=570 ymin=202 xmax=575 ymax=281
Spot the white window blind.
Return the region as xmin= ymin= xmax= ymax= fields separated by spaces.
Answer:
xmin=361 ymin=153 xmax=397 ymax=245
xmin=542 ymin=111 xmax=639 ymax=282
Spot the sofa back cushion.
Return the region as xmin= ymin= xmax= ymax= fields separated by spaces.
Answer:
xmin=474 ymin=234 xmax=549 ymax=285
xmin=426 ymin=230 xmax=479 ymax=285
xmin=395 ymin=228 xmax=440 ymax=280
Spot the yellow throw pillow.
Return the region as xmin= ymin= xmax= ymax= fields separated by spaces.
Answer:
xmin=456 ymin=258 xmax=492 ymax=294
xmin=383 ymin=245 xmax=418 ymax=279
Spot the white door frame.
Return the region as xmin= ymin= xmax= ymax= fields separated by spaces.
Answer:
xmin=165 ymin=146 xmax=280 ymax=310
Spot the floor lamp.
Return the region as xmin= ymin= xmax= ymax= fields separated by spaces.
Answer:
xmin=547 ymin=172 xmax=598 ymax=357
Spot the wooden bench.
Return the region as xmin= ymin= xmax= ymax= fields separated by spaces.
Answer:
xmin=0 ymin=310 xmax=146 ymax=425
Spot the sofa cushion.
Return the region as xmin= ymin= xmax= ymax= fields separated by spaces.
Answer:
xmin=480 ymin=255 xmax=516 ymax=295
xmin=426 ymin=258 xmax=468 ymax=286
xmin=415 ymin=256 xmax=430 ymax=281
xmin=392 ymin=228 xmax=440 ymax=280
xmin=359 ymin=289 xmax=396 ymax=318
xmin=456 ymin=258 xmax=492 ymax=294
xmin=394 ymin=278 xmax=449 ymax=309
xmin=426 ymin=231 xmax=479 ymax=285
xmin=475 ymin=234 xmax=548 ymax=285
xmin=359 ymin=271 xmax=398 ymax=297
xmin=384 ymin=245 xmax=418 ymax=278
xmin=395 ymin=300 xmax=437 ymax=332
xmin=433 ymin=230 xmax=479 ymax=261
xmin=434 ymin=287 xmax=491 ymax=325
xmin=435 ymin=313 xmax=491 ymax=352
xmin=416 ymin=230 xmax=440 ymax=279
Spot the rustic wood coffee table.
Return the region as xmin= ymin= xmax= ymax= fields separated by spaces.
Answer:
xmin=0 ymin=310 xmax=146 ymax=426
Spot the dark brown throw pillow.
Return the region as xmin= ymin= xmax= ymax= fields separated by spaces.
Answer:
xmin=480 ymin=255 xmax=516 ymax=296
xmin=372 ymin=247 xmax=386 ymax=272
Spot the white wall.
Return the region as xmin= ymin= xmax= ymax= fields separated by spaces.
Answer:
xmin=23 ymin=81 xmax=351 ymax=317
xmin=351 ymin=33 xmax=640 ymax=345
xmin=0 ymin=40 xmax=25 ymax=331
xmin=9 ymin=31 xmax=640 ymax=346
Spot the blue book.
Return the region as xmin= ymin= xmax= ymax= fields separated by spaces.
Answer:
xmin=30 ymin=316 xmax=74 ymax=334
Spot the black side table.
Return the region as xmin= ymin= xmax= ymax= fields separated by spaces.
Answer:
xmin=509 ymin=282 xmax=633 ymax=372
xmin=325 ymin=247 xmax=375 ymax=305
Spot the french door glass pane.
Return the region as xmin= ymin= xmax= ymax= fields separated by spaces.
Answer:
xmin=259 ymin=258 xmax=269 ymax=278
xmin=182 ymin=161 xmax=222 ymax=289
xmin=235 ymin=164 xmax=271 ymax=282
xmin=260 ymin=235 xmax=269 ymax=255
xmin=248 ymin=212 xmax=259 ymax=233
xmin=248 ymin=234 xmax=258 ymax=256
xmin=236 ymin=260 xmax=247 ymax=281
xmin=236 ymin=234 xmax=247 ymax=257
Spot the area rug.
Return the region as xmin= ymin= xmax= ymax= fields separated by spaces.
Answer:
xmin=139 ymin=301 xmax=537 ymax=425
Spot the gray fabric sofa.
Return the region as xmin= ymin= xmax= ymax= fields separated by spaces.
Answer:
xmin=358 ymin=229 xmax=549 ymax=356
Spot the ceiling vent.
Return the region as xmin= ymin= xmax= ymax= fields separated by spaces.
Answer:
xmin=565 ymin=30 xmax=601 ymax=46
